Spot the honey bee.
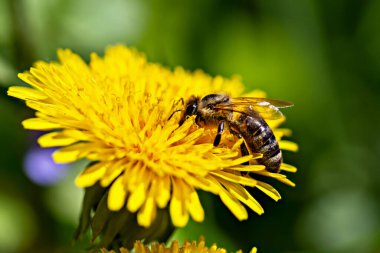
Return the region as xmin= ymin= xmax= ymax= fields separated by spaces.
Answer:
xmin=179 ymin=93 xmax=293 ymax=172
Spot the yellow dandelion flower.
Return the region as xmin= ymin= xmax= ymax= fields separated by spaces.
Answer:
xmin=100 ymin=237 xmax=258 ymax=253
xmin=8 ymin=45 xmax=297 ymax=230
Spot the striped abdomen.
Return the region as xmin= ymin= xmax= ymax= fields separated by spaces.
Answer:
xmin=231 ymin=111 xmax=282 ymax=172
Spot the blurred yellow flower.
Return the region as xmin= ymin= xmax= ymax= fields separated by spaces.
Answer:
xmin=8 ymin=45 xmax=297 ymax=229
xmin=100 ymin=237 xmax=258 ymax=253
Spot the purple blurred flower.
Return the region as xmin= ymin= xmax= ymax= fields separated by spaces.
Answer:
xmin=24 ymin=147 xmax=69 ymax=185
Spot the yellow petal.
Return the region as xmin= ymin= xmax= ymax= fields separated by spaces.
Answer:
xmin=274 ymin=177 xmax=296 ymax=187
xmin=231 ymin=165 xmax=266 ymax=172
xmin=137 ymin=196 xmax=156 ymax=227
xmin=75 ymin=162 xmax=107 ymax=187
xmin=187 ymin=190 xmax=204 ymax=222
xmin=22 ymin=118 xmax=61 ymax=130
xmin=53 ymin=149 xmax=80 ymax=163
xmin=100 ymin=159 xmax=125 ymax=187
xmin=170 ymin=179 xmax=189 ymax=227
xmin=219 ymin=189 xmax=248 ymax=221
xmin=279 ymin=140 xmax=299 ymax=152
xmin=280 ymin=163 xmax=297 ymax=173
xmin=210 ymin=171 xmax=257 ymax=187
xmin=226 ymin=183 xmax=264 ymax=215
xmin=224 ymin=155 xmax=253 ymax=166
xmin=17 ymin=72 xmax=45 ymax=90
xmin=7 ymin=86 xmax=48 ymax=100
xmin=38 ymin=132 xmax=78 ymax=147
xmin=208 ymin=174 xmax=248 ymax=220
xmin=155 ymin=176 xmax=171 ymax=208
xmin=274 ymin=128 xmax=292 ymax=138
xmin=250 ymin=247 xmax=258 ymax=253
xmin=254 ymin=171 xmax=296 ymax=187
xmin=52 ymin=143 xmax=90 ymax=163
xmin=107 ymin=176 xmax=126 ymax=211
xmin=256 ymin=181 xmax=281 ymax=201
xmin=127 ymin=183 xmax=146 ymax=213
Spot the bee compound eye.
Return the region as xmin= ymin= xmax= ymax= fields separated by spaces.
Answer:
xmin=185 ymin=104 xmax=197 ymax=115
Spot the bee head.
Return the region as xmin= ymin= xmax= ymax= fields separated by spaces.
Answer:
xmin=185 ymin=97 xmax=199 ymax=116
xmin=179 ymin=96 xmax=200 ymax=125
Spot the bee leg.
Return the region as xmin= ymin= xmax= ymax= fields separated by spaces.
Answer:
xmin=240 ymin=142 xmax=250 ymax=165
xmin=195 ymin=114 xmax=206 ymax=126
xmin=213 ymin=121 xmax=225 ymax=146
xmin=229 ymin=128 xmax=242 ymax=139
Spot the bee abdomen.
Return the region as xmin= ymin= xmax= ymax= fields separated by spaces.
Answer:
xmin=251 ymin=125 xmax=273 ymax=149
xmin=259 ymin=135 xmax=282 ymax=172
xmin=236 ymin=114 xmax=282 ymax=172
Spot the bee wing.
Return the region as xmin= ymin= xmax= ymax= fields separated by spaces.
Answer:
xmin=232 ymin=97 xmax=293 ymax=108
xmin=215 ymin=97 xmax=293 ymax=120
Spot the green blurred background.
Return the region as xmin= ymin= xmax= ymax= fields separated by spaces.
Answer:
xmin=1 ymin=0 xmax=380 ymax=252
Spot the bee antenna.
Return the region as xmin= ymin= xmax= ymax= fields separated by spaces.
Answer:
xmin=168 ymin=109 xmax=183 ymax=121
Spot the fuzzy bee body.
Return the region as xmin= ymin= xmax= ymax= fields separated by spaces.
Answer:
xmin=179 ymin=93 xmax=292 ymax=172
